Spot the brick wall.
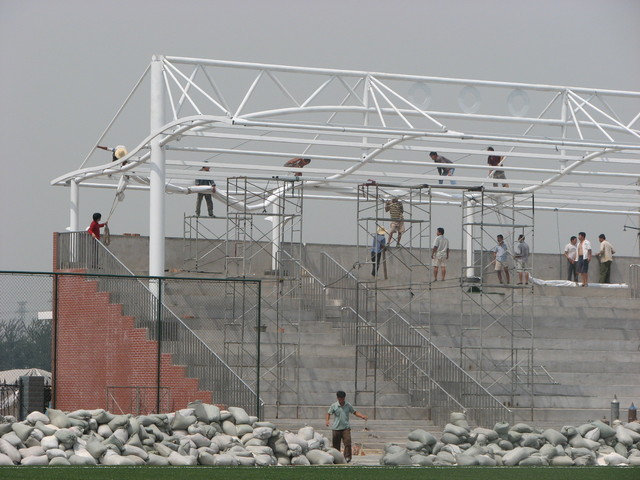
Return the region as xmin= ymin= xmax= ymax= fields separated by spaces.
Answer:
xmin=53 ymin=273 xmax=211 ymax=413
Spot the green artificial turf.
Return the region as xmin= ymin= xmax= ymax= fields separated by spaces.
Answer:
xmin=1 ymin=466 xmax=639 ymax=480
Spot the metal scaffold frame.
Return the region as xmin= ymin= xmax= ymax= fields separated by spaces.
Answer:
xmin=460 ymin=190 xmax=552 ymax=414
xmin=354 ymin=182 xmax=433 ymax=405
xmin=222 ymin=176 xmax=305 ymax=415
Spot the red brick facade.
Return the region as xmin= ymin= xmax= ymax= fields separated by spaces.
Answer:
xmin=53 ymin=272 xmax=211 ymax=413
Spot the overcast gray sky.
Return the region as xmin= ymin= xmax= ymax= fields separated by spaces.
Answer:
xmin=1 ymin=0 xmax=639 ymax=272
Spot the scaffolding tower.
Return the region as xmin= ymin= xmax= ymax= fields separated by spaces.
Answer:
xmin=354 ymin=182 xmax=433 ymax=400
xmin=460 ymin=190 xmax=550 ymax=411
xmin=223 ymin=176 xmax=305 ymax=415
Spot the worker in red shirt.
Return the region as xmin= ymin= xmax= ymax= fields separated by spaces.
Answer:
xmin=88 ymin=213 xmax=107 ymax=240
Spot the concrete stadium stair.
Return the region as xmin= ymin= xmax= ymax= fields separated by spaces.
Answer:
xmin=162 ymin=273 xmax=639 ymax=427
xmin=405 ymin=283 xmax=640 ymax=425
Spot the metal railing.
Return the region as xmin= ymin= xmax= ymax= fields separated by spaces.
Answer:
xmin=55 ymin=232 xmax=263 ymax=417
xmin=631 ymin=264 xmax=640 ymax=299
xmin=0 ymin=383 xmax=20 ymax=418
xmin=321 ymin=251 xmax=512 ymax=427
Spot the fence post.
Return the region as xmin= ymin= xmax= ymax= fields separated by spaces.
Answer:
xmin=52 ymin=273 xmax=59 ymax=408
xmin=156 ymin=278 xmax=163 ymax=414
xmin=256 ymin=280 xmax=262 ymax=419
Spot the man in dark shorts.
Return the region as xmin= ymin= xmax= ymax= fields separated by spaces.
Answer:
xmin=576 ymin=231 xmax=592 ymax=287
xmin=429 ymin=152 xmax=457 ymax=185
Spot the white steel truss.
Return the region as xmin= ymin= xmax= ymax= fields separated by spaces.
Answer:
xmin=52 ymin=56 xmax=640 ymax=274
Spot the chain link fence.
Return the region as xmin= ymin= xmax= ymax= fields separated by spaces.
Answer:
xmin=2 ymin=267 xmax=263 ymax=417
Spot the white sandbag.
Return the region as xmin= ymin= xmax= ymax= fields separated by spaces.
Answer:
xmin=476 ymin=454 xmax=498 ymax=466
xmin=54 ymin=428 xmax=77 ymax=449
xmin=171 ymin=412 xmax=196 ymax=431
xmin=384 ymin=443 xmax=405 ymax=454
xmin=614 ymin=443 xmax=629 ymax=458
xmin=188 ymin=433 xmax=210 ymax=449
xmin=255 ymin=454 xmax=275 ymax=466
xmin=435 ymin=451 xmax=456 ymax=464
xmin=443 ymin=423 xmax=469 ymax=438
xmin=101 ymin=454 xmax=136 ymax=466
xmin=46 ymin=448 xmax=67 ymax=459
xmin=284 ymin=432 xmax=308 ymax=453
xmin=113 ymin=428 xmax=129 ymax=445
xmin=97 ymin=424 xmax=113 ymax=438
xmin=147 ymin=453 xmax=170 ymax=466
xmin=440 ymin=432 xmax=463 ymax=445
xmin=234 ymin=455 xmax=256 ymax=466
xmin=222 ymin=420 xmax=238 ymax=437
xmin=411 ymin=454 xmax=433 ymax=466
xmin=543 ymin=428 xmax=567 ymax=446
xmin=615 ymin=425 xmax=634 ymax=447
xmin=0 ymin=453 xmax=14 ymax=467
xmin=244 ymin=437 xmax=266 ymax=447
xmin=307 ymin=438 xmax=322 ymax=450
xmin=0 ymin=440 xmax=19 ymax=464
xmin=246 ymin=445 xmax=274 ymax=456
xmin=603 ymin=452 xmax=629 ymax=466
xmin=122 ymin=444 xmax=148 ymax=460
xmin=408 ymin=429 xmax=437 ymax=446
xmin=235 ymin=424 xmax=253 ymax=437
xmin=213 ymin=453 xmax=239 ymax=466
xmin=584 ymin=428 xmax=600 ymax=441
xmin=269 ymin=435 xmax=289 ymax=457
xmin=456 ymin=453 xmax=479 ymax=466
xmin=520 ymin=433 xmax=541 ymax=449
xmin=406 ymin=440 xmax=426 ymax=451
xmin=519 ymin=455 xmax=548 ymax=466
xmin=46 ymin=408 xmax=71 ymax=429
xmin=19 ymin=445 xmax=45 ymax=458
xmin=493 ymin=422 xmax=510 ymax=436
xmin=551 ymin=455 xmax=574 ymax=466
xmin=48 ymin=456 xmax=71 ymax=466
xmin=168 ymin=451 xmax=197 ymax=466
xmin=2 ymin=431 xmax=23 ymax=447
xmin=510 ymin=423 xmax=533 ymax=433
xmin=20 ymin=455 xmax=49 ymax=465
xmin=211 ymin=434 xmax=236 ymax=450
xmin=306 ymin=449 xmax=335 ymax=465
xmin=298 ymin=426 xmax=315 ymax=441
xmin=591 ymin=420 xmax=616 ymax=438
xmin=228 ymin=407 xmax=250 ymax=425
xmin=325 ymin=447 xmax=346 ymax=464
xmin=252 ymin=426 xmax=273 ymax=440
xmin=569 ymin=435 xmax=600 ymax=450
xmin=26 ymin=411 xmax=50 ymax=425
xmin=68 ymin=454 xmax=97 ymax=465
xmin=472 ymin=427 xmax=499 ymax=442
xmin=502 ymin=446 xmax=537 ymax=466
xmin=34 ymin=421 xmax=57 ymax=437
xmin=291 ymin=454 xmax=311 ymax=466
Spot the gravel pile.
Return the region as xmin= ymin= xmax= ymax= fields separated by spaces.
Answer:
xmin=380 ymin=412 xmax=640 ymax=467
xmin=0 ymin=401 xmax=346 ymax=466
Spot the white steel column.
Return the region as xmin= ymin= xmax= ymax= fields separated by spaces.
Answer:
xmin=149 ymin=55 xmax=166 ymax=278
xmin=269 ymin=202 xmax=280 ymax=272
xmin=69 ymin=179 xmax=79 ymax=231
xmin=464 ymin=196 xmax=475 ymax=278
xmin=560 ymin=91 xmax=568 ymax=169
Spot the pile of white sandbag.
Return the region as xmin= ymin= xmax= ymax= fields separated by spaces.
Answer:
xmin=380 ymin=412 xmax=640 ymax=467
xmin=0 ymin=402 xmax=346 ymax=466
